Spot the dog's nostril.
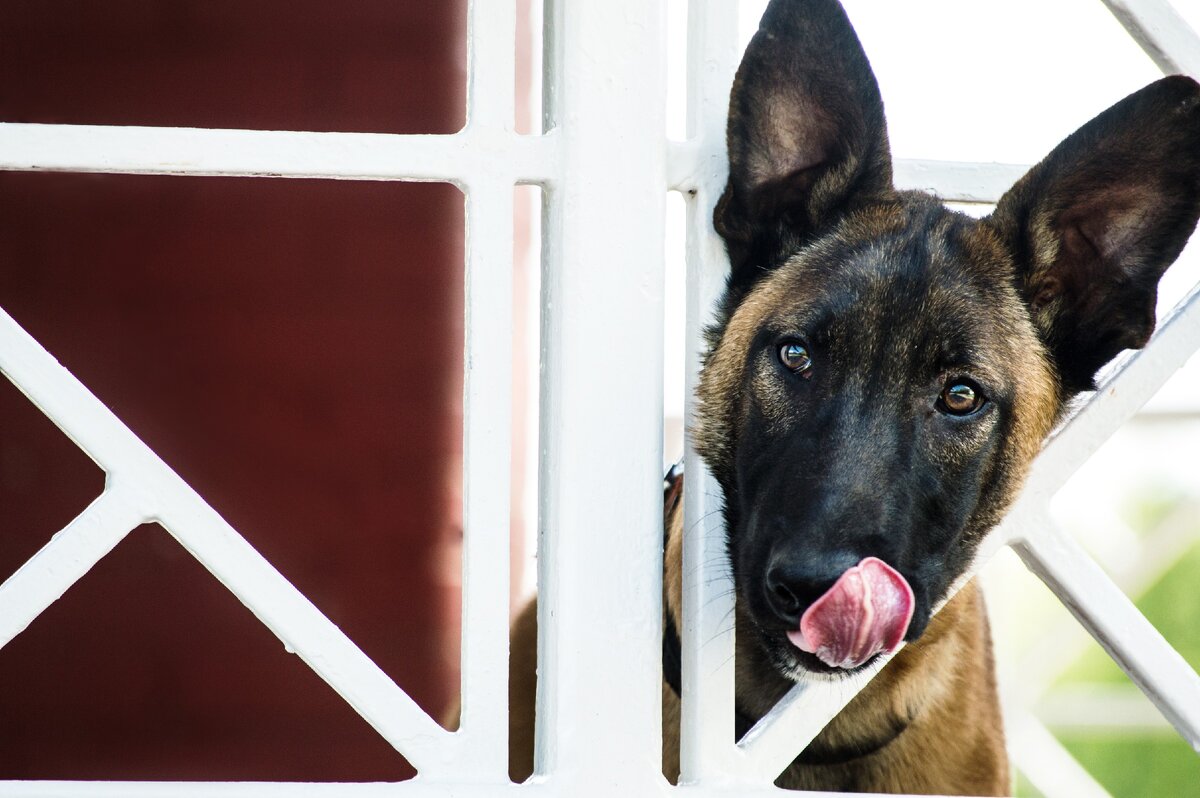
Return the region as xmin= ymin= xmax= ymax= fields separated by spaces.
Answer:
xmin=766 ymin=566 xmax=810 ymax=625
xmin=771 ymin=581 xmax=800 ymax=613
xmin=764 ymin=553 xmax=861 ymax=626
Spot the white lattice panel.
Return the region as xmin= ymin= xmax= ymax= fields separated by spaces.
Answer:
xmin=0 ymin=1 xmax=1198 ymax=796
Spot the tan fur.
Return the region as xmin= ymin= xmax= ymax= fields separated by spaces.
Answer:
xmin=507 ymin=599 xmax=539 ymax=783
xmin=451 ymin=22 xmax=1200 ymax=790
xmin=496 ymin=208 xmax=1061 ymax=793
xmin=506 ymin=497 xmax=1009 ymax=794
xmin=662 ymin=492 xmax=1008 ymax=794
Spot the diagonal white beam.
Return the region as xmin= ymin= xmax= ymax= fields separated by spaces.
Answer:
xmin=1101 ymin=0 xmax=1200 ymax=78
xmin=1015 ymin=498 xmax=1200 ymax=700
xmin=151 ymin=490 xmax=458 ymax=775
xmin=724 ymin=504 xmax=1040 ymax=782
xmin=1013 ymin=523 xmax=1200 ymax=752
xmin=0 ymin=304 xmax=460 ymax=777
xmin=0 ymin=485 xmax=145 ymax=651
xmin=0 ymin=123 xmax=558 ymax=185
xmin=733 ymin=659 xmax=886 ymax=781
xmin=1024 ymin=279 xmax=1200 ymax=499
xmin=1007 ymin=712 xmax=1114 ymax=798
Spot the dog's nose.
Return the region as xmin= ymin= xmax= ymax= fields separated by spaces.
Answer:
xmin=764 ymin=552 xmax=860 ymax=626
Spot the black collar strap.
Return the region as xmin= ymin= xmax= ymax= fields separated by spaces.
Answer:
xmin=660 ymin=462 xmax=908 ymax=766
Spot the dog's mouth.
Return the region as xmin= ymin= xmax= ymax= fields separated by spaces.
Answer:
xmin=762 ymin=557 xmax=916 ymax=677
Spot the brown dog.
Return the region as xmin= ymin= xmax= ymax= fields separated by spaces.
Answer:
xmin=506 ymin=0 xmax=1200 ymax=793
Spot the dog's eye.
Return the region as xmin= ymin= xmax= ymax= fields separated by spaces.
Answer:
xmin=778 ymin=342 xmax=813 ymax=376
xmin=938 ymin=380 xmax=985 ymax=416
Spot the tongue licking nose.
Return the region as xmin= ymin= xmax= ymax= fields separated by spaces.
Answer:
xmin=786 ymin=557 xmax=915 ymax=669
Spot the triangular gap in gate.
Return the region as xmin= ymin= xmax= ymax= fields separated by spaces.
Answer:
xmin=0 ymin=373 xmax=106 ymax=583
xmin=0 ymin=523 xmax=414 ymax=781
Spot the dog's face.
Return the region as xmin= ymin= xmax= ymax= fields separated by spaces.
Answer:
xmin=699 ymin=0 xmax=1200 ymax=679
xmin=700 ymin=198 xmax=1059 ymax=676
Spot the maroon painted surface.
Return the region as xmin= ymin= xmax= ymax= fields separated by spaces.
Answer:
xmin=0 ymin=1 xmax=466 ymax=781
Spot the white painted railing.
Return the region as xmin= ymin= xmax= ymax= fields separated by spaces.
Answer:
xmin=0 ymin=1 xmax=1198 ymax=797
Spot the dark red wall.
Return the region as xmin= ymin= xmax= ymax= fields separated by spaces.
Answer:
xmin=0 ymin=1 xmax=466 ymax=781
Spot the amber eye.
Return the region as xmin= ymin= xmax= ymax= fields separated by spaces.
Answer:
xmin=939 ymin=380 xmax=985 ymax=416
xmin=778 ymin=342 xmax=813 ymax=376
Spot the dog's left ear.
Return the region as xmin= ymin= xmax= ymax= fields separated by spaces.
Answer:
xmin=714 ymin=0 xmax=893 ymax=294
xmin=989 ymin=76 xmax=1200 ymax=394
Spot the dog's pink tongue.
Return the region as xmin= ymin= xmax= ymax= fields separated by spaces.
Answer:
xmin=786 ymin=557 xmax=914 ymax=669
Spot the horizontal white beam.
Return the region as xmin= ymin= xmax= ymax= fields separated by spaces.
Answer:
xmin=0 ymin=783 xmax=990 ymax=798
xmin=2 ymin=128 xmax=1030 ymax=208
xmin=1035 ymin=686 xmax=1175 ymax=731
xmin=1014 ymin=525 xmax=1200 ymax=752
xmin=893 ymin=159 xmax=1027 ymax=204
xmin=668 ymin=151 xmax=1027 ymax=206
xmin=0 ymin=123 xmax=558 ymax=185
xmin=670 ymin=152 xmax=1027 ymax=204
xmin=1101 ymin=0 xmax=1200 ymax=78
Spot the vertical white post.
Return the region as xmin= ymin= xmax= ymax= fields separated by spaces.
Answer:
xmin=458 ymin=180 xmax=516 ymax=781
xmin=678 ymin=0 xmax=742 ymax=784
xmin=456 ymin=0 xmax=517 ymax=782
xmin=535 ymin=0 xmax=669 ymax=786
xmin=466 ymin=0 xmax=517 ymax=134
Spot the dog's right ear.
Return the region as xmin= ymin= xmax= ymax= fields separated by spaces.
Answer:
xmin=714 ymin=0 xmax=893 ymax=293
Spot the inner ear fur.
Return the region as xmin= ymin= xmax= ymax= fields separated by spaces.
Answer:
xmin=988 ymin=75 xmax=1200 ymax=394
xmin=714 ymin=0 xmax=894 ymax=294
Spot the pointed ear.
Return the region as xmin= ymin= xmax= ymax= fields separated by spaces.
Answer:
xmin=988 ymin=76 xmax=1200 ymax=394
xmin=714 ymin=0 xmax=893 ymax=292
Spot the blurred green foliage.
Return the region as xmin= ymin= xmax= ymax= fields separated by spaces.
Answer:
xmin=1018 ymin=508 xmax=1200 ymax=798
xmin=1060 ymin=735 xmax=1199 ymax=797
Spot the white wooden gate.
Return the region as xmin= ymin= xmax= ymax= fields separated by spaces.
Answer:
xmin=0 ymin=1 xmax=1198 ymax=796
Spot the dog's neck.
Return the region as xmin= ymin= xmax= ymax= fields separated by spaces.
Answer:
xmin=661 ymin=467 xmax=968 ymax=770
xmin=660 ymin=595 xmax=912 ymax=765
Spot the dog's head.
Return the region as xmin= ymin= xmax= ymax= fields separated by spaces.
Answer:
xmin=698 ymin=0 xmax=1200 ymax=678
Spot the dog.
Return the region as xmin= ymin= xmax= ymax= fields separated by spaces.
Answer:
xmin=504 ymin=0 xmax=1200 ymax=793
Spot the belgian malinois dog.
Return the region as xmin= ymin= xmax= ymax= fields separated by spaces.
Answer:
xmin=505 ymin=0 xmax=1200 ymax=793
